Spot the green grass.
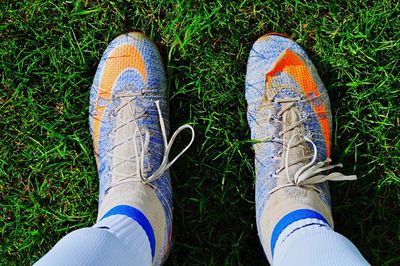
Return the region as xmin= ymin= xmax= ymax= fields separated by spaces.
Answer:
xmin=1 ymin=0 xmax=399 ymax=265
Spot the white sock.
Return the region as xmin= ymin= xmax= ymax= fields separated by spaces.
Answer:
xmin=273 ymin=219 xmax=369 ymax=266
xmin=94 ymin=214 xmax=152 ymax=265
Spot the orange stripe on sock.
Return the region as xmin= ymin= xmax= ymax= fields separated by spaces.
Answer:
xmin=164 ymin=225 xmax=173 ymax=257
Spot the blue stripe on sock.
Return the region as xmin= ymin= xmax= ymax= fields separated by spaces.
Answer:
xmin=100 ymin=205 xmax=156 ymax=259
xmin=270 ymin=209 xmax=330 ymax=258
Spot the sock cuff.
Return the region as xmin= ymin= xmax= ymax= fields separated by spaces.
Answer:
xmin=99 ymin=205 xmax=156 ymax=259
xmin=273 ymin=226 xmax=370 ymax=265
xmin=271 ymin=209 xmax=331 ymax=258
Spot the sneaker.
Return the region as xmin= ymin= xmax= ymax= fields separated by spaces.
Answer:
xmin=245 ymin=34 xmax=356 ymax=262
xmin=89 ymin=32 xmax=194 ymax=265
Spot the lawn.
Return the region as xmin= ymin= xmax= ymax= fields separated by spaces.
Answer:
xmin=1 ymin=0 xmax=399 ymax=265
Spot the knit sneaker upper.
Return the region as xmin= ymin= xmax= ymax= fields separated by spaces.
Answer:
xmin=89 ymin=32 xmax=194 ymax=265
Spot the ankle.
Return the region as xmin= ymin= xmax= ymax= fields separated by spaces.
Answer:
xmin=94 ymin=214 xmax=153 ymax=262
xmin=97 ymin=182 xmax=169 ymax=264
xmin=258 ymin=187 xmax=334 ymax=262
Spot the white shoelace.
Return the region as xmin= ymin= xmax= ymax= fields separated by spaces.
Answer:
xmin=268 ymin=97 xmax=357 ymax=195
xmin=107 ymin=93 xmax=195 ymax=189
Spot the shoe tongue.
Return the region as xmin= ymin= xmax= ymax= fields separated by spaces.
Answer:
xmin=280 ymin=105 xmax=306 ymax=179
xmin=112 ymin=100 xmax=140 ymax=177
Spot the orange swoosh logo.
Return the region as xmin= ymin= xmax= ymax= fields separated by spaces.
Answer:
xmin=266 ymin=49 xmax=331 ymax=157
xmin=93 ymin=44 xmax=147 ymax=159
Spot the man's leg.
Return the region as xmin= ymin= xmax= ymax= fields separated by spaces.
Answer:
xmin=245 ymin=34 xmax=369 ymax=265
xmin=35 ymin=216 xmax=151 ymax=265
xmin=35 ymin=32 xmax=194 ymax=266
xmin=273 ymin=222 xmax=368 ymax=265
